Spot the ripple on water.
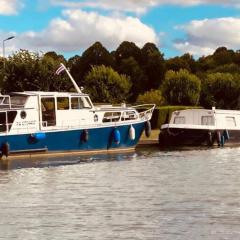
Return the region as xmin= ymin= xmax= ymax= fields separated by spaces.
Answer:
xmin=1 ymin=147 xmax=240 ymax=239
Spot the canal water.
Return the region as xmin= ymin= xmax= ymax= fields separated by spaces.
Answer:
xmin=1 ymin=146 xmax=240 ymax=240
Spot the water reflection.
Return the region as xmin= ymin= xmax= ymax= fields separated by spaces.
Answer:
xmin=0 ymin=150 xmax=140 ymax=171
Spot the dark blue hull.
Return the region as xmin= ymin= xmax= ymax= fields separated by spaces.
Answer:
xmin=0 ymin=122 xmax=145 ymax=155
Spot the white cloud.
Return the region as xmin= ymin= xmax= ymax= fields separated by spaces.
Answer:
xmin=10 ymin=9 xmax=158 ymax=54
xmin=51 ymin=0 xmax=240 ymax=14
xmin=174 ymin=17 xmax=240 ymax=56
xmin=0 ymin=0 xmax=23 ymax=15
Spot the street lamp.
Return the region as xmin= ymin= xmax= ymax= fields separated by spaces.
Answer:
xmin=2 ymin=36 xmax=15 ymax=68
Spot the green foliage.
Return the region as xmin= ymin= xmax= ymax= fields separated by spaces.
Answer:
xmin=141 ymin=43 xmax=166 ymax=89
xmin=136 ymin=89 xmax=164 ymax=106
xmin=1 ymin=42 xmax=240 ymax=109
xmin=161 ymin=69 xmax=201 ymax=105
xmin=84 ymin=65 xmax=131 ymax=103
xmin=200 ymin=72 xmax=240 ymax=109
xmin=209 ymin=63 xmax=240 ymax=74
xmin=117 ymin=57 xmax=147 ymax=102
xmin=1 ymin=50 xmax=70 ymax=93
xmin=70 ymin=42 xmax=114 ymax=88
xmin=213 ymin=47 xmax=235 ymax=66
xmin=115 ymin=41 xmax=142 ymax=65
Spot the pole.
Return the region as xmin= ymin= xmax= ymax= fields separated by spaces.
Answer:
xmin=60 ymin=63 xmax=82 ymax=93
xmin=2 ymin=36 xmax=15 ymax=69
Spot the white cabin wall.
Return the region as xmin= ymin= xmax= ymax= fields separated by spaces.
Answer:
xmin=10 ymin=108 xmax=40 ymax=134
xmin=215 ymin=112 xmax=240 ymax=129
xmin=24 ymin=96 xmax=39 ymax=109
xmin=170 ymin=109 xmax=215 ymax=126
xmin=56 ymin=109 xmax=95 ymax=128
xmin=9 ymin=96 xmax=40 ymax=134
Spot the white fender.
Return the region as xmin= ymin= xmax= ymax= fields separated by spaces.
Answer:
xmin=129 ymin=125 xmax=135 ymax=140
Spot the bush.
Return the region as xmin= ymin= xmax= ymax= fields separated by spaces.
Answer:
xmin=200 ymin=72 xmax=240 ymax=109
xmin=84 ymin=65 xmax=131 ymax=103
xmin=136 ymin=89 xmax=164 ymax=106
xmin=161 ymin=69 xmax=201 ymax=105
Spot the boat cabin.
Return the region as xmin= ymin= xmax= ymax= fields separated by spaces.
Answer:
xmin=0 ymin=91 xmax=147 ymax=135
xmin=165 ymin=107 xmax=240 ymax=130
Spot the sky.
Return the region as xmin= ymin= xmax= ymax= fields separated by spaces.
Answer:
xmin=0 ymin=0 xmax=240 ymax=59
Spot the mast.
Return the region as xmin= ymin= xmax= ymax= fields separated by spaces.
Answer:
xmin=60 ymin=63 xmax=82 ymax=94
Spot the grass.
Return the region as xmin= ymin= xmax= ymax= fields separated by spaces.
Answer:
xmin=140 ymin=129 xmax=159 ymax=141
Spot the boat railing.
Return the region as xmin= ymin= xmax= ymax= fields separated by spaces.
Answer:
xmin=132 ymin=104 xmax=156 ymax=120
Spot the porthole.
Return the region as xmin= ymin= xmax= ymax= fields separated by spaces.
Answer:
xmin=94 ymin=114 xmax=98 ymax=122
xmin=20 ymin=111 xmax=27 ymax=119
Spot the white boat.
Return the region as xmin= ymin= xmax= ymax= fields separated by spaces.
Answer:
xmin=159 ymin=107 xmax=240 ymax=147
xmin=0 ymin=64 xmax=155 ymax=158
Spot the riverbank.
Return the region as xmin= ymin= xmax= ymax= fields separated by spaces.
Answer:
xmin=138 ymin=129 xmax=159 ymax=146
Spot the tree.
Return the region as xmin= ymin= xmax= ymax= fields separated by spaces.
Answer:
xmin=84 ymin=65 xmax=131 ymax=103
xmin=2 ymin=50 xmax=70 ymax=93
xmin=166 ymin=56 xmax=191 ymax=72
xmin=44 ymin=51 xmax=66 ymax=63
xmin=161 ymin=69 xmax=201 ymax=105
xmin=81 ymin=42 xmax=114 ymax=74
xmin=209 ymin=63 xmax=240 ymax=74
xmin=200 ymin=72 xmax=240 ymax=109
xmin=115 ymin=41 xmax=142 ymax=65
xmin=141 ymin=43 xmax=166 ymax=89
xmin=70 ymin=42 xmax=114 ymax=87
xmin=213 ymin=47 xmax=235 ymax=66
xmin=117 ymin=57 xmax=147 ymax=102
xmin=136 ymin=89 xmax=164 ymax=106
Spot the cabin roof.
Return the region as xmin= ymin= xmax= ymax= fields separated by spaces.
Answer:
xmin=10 ymin=91 xmax=89 ymax=97
xmin=174 ymin=108 xmax=240 ymax=115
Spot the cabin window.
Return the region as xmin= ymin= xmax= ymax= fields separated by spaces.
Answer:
xmin=0 ymin=112 xmax=6 ymax=132
xmin=121 ymin=111 xmax=137 ymax=121
xmin=71 ymin=97 xmax=83 ymax=109
xmin=71 ymin=97 xmax=92 ymax=109
xmin=201 ymin=116 xmax=214 ymax=125
xmin=226 ymin=116 xmax=236 ymax=127
xmin=103 ymin=112 xmax=121 ymax=122
xmin=41 ymin=97 xmax=56 ymax=127
xmin=174 ymin=116 xmax=185 ymax=124
xmin=10 ymin=95 xmax=28 ymax=108
xmin=57 ymin=97 xmax=69 ymax=110
xmin=82 ymin=97 xmax=92 ymax=109
xmin=0 ymin=97 xmax=10 ymax=109
xmin=7 ymin=111 xmax=17 ymax=131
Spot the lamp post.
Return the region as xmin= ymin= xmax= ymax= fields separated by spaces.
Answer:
xmin=2 ymin=36 xmax=15 ymax=68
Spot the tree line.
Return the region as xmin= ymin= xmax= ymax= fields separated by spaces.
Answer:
xmin=0 ymin=41 xmax=240 ymax=109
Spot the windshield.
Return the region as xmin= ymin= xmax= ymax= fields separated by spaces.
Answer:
xmin=10 ymin=95 xmax=28 ymax=108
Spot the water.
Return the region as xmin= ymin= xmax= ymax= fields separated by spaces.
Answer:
xmin=1 ymin=147 xmax=240 ymax=240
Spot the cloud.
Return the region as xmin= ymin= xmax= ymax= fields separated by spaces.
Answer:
xmin=51 ymin=0 xmax=157 ymax=14
xmin=51 ymin=0 xmax=240 ymax=14
xmin=174 ymin=17 xmax=240 ymax=56
xmin=0 ymin=0 xmax=23 ymax=15
xmin=11 ymin=9 xmax=158 ymax=54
